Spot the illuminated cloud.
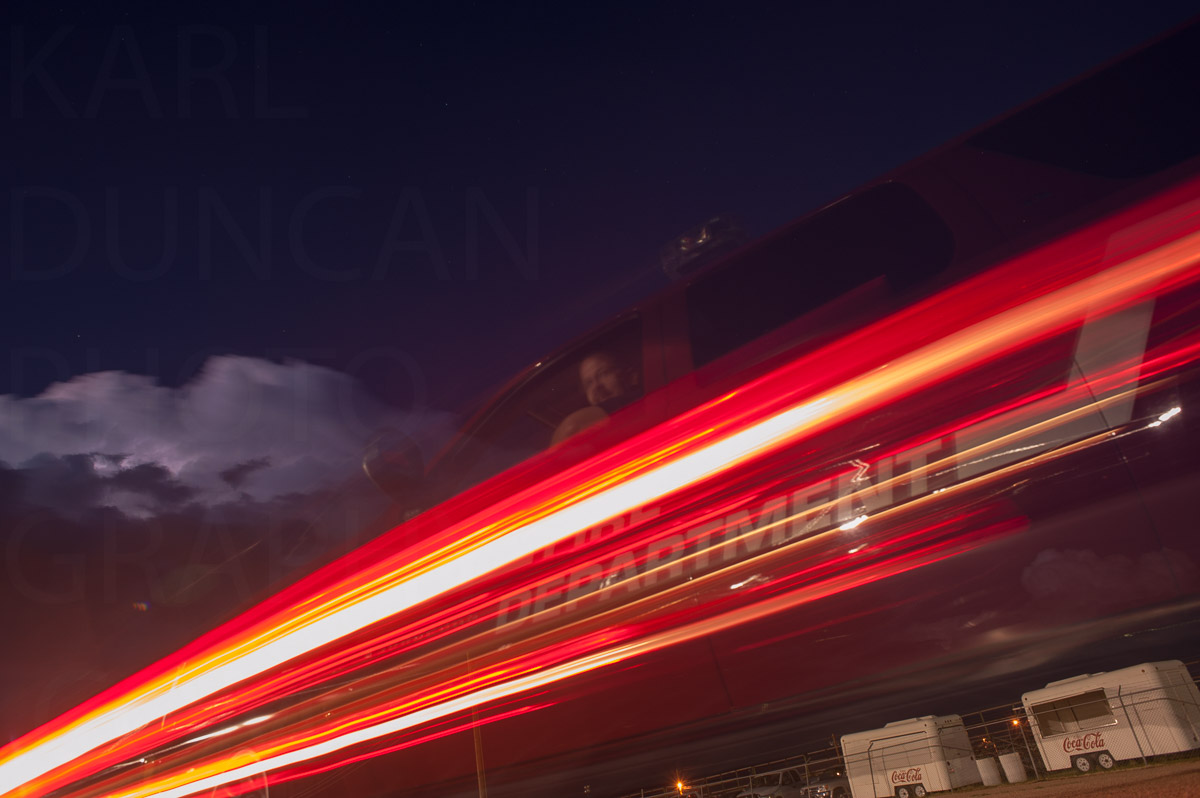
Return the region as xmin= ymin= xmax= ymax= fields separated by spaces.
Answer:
xmin=0 ymin=355 xmax=454 ymax=512
xmin=0 ymin=357 xmax=456 ymax=742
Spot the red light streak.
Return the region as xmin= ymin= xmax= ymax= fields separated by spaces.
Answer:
xmin=3 ymin=194 xmax=1200 ymax=798
xmin=80 ymin=508 xmax=1023 ymax=798
xmin=58 ymin=419 xmax=1132 ymax=798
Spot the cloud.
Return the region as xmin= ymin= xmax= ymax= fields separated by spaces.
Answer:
xmin=0 ymin=356 xmax=459 ymax=740
xmin=1020 ymin=547 xmax=1196 ymax=613
xmin=0 ymin=355 xmax=456 ymax=512
xmin=108 ymin=461 xmax=198 ymax=507
xmin=219 ymin=457 xmax=272 ymax=490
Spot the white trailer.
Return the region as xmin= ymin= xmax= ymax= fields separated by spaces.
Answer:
xmin=1021 ymin=659 xmax=1200 ymax=774
xmin=841 ymin=715 xmax=981 ymax=798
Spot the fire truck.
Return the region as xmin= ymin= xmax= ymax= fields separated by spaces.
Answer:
xmin=4 ymin=18 xmax=1200 ymax=798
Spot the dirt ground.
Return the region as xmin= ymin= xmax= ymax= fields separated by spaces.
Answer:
xmin=946 ymin=757 xmax=1200 ymax=797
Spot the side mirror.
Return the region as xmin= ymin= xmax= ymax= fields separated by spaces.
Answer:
xmin=362 ymin=427 xmax=425 ymax=508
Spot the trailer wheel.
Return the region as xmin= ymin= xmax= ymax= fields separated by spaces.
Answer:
xmin=1072 ymin=754 xmax=1093 ymax=773
xmin=913 ymin=787 xmax=927 ymax=797
xmin=895 ymin=788 xmax=912 ymax=798
xmin=1096 ymin=751 xmax=1115 ymax=770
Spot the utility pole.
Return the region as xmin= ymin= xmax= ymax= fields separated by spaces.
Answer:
xmin=473 ymin=720 xmax=488 ymax=798
xmin=466 ymin=654 xmax=488 ymax=798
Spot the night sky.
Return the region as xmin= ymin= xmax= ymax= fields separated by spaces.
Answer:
xmin=1 ymin=0 xmax=1196 ymax=760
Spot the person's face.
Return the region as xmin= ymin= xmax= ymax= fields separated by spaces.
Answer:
xmin=580 ymin=355 xmax=624 ymax=407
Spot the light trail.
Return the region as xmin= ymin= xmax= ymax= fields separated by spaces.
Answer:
xmin=491 ymin=373 xmax=1149 ymax=630
xmin=83 ymin=443 xmax=1057 ymax=798
xmin=20 ymin=375 xmax=1196 ymax=798
xmin=5 ymin=215 xmax=1200 ymax=798
xmin=76 ymin=527 xmax=1007 ymax=797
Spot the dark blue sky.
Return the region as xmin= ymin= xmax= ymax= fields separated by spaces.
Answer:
xmin=5 ymin=1 xmax=1198 ymax=417
xmin=3 ymin=0 xmax=1199 ymax=759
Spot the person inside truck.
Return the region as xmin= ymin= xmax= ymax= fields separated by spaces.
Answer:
xmin=552 ymin=351 xmax=641 ymax=445
xmin=579 ymin=351 xmax=639 ymax=412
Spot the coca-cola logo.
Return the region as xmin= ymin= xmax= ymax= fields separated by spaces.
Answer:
xmin=890 ymin=767 xmax=922 ymax=784
xmin=1062 ymin=732 xmax=1105 ymax=753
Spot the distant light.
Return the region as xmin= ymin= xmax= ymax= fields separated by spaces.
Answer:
xmin=1012 ymin=719 xmax=1020 ymax=726
xmin=848 ymin=544 xmax=867 ymax=554
xmin=1149 ymin=405 xmax=1182 ymax=428
xmin=838 ymin=515 xmax=868 ymax=531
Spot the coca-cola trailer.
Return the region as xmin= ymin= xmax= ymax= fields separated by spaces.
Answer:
xmin=1021 ymin=660 xmax=1200 ymax=774
xmin=841 ymin=715 xmax=981 ymax=798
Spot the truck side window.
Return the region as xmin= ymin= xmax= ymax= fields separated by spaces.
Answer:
xmin=447 ymin=316 xmax=644 ymax=492
xmin=685 ymin=182 xmax=954 ymax=368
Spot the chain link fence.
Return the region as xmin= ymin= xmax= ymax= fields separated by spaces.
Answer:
xmin=1020 ymin=668 xmax=1200 ymax=776
xmin=621 ymin=748 xmax=849 ymax=798
xmin=618 ymin=661 xmax=1200 ymax=798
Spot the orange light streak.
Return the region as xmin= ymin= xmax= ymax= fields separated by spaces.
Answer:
xmin=5 ymin=220 xmax=1200 ymax=798
xmin=63 ymin=419 xmax=1161 ymax=798
xmin=88 ymin=514 xmax=1018 ymax=798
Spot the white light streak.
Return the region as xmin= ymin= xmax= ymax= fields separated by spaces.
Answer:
xmin=4 ymin=227 xmax=1199 ymax=798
